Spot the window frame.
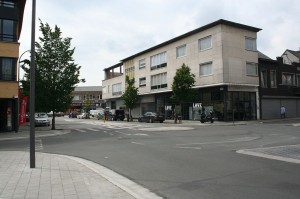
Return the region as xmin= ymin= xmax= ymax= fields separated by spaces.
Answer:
xmin=150 ymin=52 xmax=167 ymax=70
xmin=199 ymin=62 xmax=213 ymax=77
xmin=0 ymin=19 xmax=17 ymax=42
xmin=198 ymin=35 xmax=212 ymax=51
xmin=260 ymin=70 xmax=268 ymax=88
xmin=139 ymin=77 xmax=146 ymax=87
xmin=112 ymin=83 xmax=122 ymax=96
xmin=0 ymin=0 xmax=16 ymax=7
xmin=282 ymin=72 xmax=295 ymax=86
xmin=151 ymin=72 xmax=167 ymax=90
xmin=246 ymin=62 xmax=258 ymax=76
xmin=176 ymin=44 xmax=187 ymax=58
xmin=270 ymin=70 xmax=277 ymax=88
xmin=139 ymin=59 xmax=146 ymax=69
xmin=297 ymin=74 xmax=300 ymax=87
xmin=245 ymin=37 xmax=257 ymax=51
xmin=0 ymin=57 xmax=16 ymax=81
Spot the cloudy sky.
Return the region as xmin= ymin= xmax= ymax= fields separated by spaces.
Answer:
xmin=19 ymin=0 xmax=300 ymax=86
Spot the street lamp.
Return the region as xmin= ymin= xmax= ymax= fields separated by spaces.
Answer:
xmin=18 ymin=50 xmax=30 ymax=82
xmin=16 ymin=49 xmax=30 ymax=133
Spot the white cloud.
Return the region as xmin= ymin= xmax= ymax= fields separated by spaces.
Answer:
xmin=19 ymin=0 xmax=300 ymax=86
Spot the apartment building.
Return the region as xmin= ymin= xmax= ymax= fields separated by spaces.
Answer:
xmin=0 ymin=0 xmax=26 ymax=132
xmin=102 ymin=19 xmax=261 ymax=121
xmin=69 ymin=86 xmax=103 ymax=114
xmin=258 ymin=52 xmax=300 ymax=119
xmin=281 ymin=49 xmax=300 ymax=65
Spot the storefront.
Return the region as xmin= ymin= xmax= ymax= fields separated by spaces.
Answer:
xmin=152 ymin=86 xmax=257 ymax=121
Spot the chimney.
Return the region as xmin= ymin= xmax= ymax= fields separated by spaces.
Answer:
xmin=276 ymin=56 xmax=283 ymax=64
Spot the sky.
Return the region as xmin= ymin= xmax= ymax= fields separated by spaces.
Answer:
xmin=19 ymin=0 xmax=300 ymax=86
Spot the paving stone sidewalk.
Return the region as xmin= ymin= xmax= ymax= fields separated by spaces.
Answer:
xmin=0 ymin=151 xmax=161 ymax=199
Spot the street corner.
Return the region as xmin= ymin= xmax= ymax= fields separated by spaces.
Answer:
xmin=237 ymin=144 xmax=300 ymax=164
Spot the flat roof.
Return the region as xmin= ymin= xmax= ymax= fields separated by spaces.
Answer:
xmin=121 ymin=19 xmax=261 ymax=61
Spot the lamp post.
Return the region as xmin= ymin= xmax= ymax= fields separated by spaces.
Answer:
xmin=17 ymin=50 xmax=30 ymax=133
xmin=29 ymin=0 xmax=36 ymax=168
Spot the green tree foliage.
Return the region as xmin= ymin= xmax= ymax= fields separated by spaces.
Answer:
xmin=121 ymin=76 xmax=139 ymax=121
xmin=171 ymin=63 xmax=197 ymax=103
xmin=21 ymin=20 xmax=85 ymax=129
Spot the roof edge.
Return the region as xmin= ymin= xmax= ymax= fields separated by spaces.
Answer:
xmin=121 ymin=19 xmax=262 ymax=61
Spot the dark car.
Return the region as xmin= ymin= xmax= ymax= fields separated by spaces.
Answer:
xmin=111 ymin=109 xmax=125 ymax=121
xmin=138 ymin=112 xmax=165 ymax=123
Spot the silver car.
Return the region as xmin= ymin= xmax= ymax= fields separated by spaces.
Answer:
xmin=35 ymin=113 xmax=50 ymax=126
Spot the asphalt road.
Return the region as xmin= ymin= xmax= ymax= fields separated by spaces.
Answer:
xmin=1 ymin=117 xmax=300 ymax=199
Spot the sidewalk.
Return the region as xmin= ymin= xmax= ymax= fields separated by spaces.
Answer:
xmin=0 ymin=126 xmax=163 ymax=199
xmin=0 ymin=151 xmax=162 ymax=199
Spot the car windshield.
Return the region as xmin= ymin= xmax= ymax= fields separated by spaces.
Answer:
xmin=35 ymin=113 xmax=48 ymax=118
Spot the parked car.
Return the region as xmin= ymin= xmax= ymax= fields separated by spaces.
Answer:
xmin=69 ymin=112 xmax=78 ymax=118
xmin=35 ymin=112 xmax=50 ymax=127
xmin=111 ymin=109 xmax=125 ymax=121
xmin=138 ymin=112 xmax=165 ymax=123
xmin=77 ymin=113 xmax=88 ymax=119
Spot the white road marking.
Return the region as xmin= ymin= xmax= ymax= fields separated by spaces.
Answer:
xmin=175 ymin=146 xmax=201 ymax=150
xmin=74 ymin=128 xmax=86 ymax=133
xmin=131 ymin=142 xmax=145 ymax=146
xmin=176 ymin=137 xmax=259 ymax=146
xmin=134 ymin=133 xmax=149 ymax=136
xmin=86 ymin=128 xmax=99 ymax=132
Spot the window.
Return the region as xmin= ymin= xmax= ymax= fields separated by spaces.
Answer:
xmin=297 ymin=75 xmax=300 ymax=87
xmin=0 ymin=19 xmax=17 ymax=41
xmin=139 ymin=77 xmax=146 ymax=87
xmin=245 ymin=37 xmax=257 ymax=51
xmin=282 ymin=73 xmax=295 ymax=86
xmin=139 ymin=59 xmax=146 ymax=69
xmin=150 ymin=52 xmax=167 ymax=70
xmin=270 ymin=70 xmax=277 ymax=88
xmin=199 ymin=62 xmax=212 ymax=76
xmin=260 ymin=70 xmax=267 ymax=88
xmin=246 ymin=62 xmax=258 ymax=76
xmin=0 ymin=0 xmax=16 ymax=7
xmin=199 ymin=35 xmax=212 ymax=51
xmin=176 ymin=45 xmax=186 ymax=58
xmin=73 ymin=95 xmax=80 ymax=100
xmin=151 ymin=72 xmax=167 ymax=90
xmin=112 ymin=83 xmax=122 ymax=95
xmin=0 ymin=57 xmax=16 ymax=81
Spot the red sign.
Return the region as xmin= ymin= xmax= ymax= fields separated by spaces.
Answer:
xmin=19 ymin=96 xmax=28 ymax=126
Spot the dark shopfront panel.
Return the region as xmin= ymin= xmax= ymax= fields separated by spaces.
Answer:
xmin=0 ymin=98 xmax=18 ymax=132
xmin=225 ymin=91 xmax=257 ymax=121
xmin=154 ymin=87 xmax=257 ymax=121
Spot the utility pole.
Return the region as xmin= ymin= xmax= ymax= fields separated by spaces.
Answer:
xmin=30 ymin=0 xmax=36 ymax=168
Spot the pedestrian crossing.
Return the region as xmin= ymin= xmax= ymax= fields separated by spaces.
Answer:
xmin=65 ymin=118 xmax=150 ymax=132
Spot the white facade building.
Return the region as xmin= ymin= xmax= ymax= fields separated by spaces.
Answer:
xmin=102 ymin=19 xmax=262 ymax=121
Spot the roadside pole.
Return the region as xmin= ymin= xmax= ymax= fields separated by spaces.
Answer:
xmin=29 ymin=0 xmax=36 ymax=168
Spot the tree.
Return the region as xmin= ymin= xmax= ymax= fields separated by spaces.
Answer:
xmin=121 ymin=76 xmax=139 ymax=121
xmin=171 ymin=63 xmax=197 ymax=120
xmin=21 ymin=20 xmax=85 ymax=129
xmin=83 ymin=97 xmax=91 ymax=119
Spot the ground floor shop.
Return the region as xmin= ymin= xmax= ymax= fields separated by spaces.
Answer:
xmin=0 ymin=98 xmax=18 ymax=132
xmin=105 ymin=85 xmax=259 ymax=121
